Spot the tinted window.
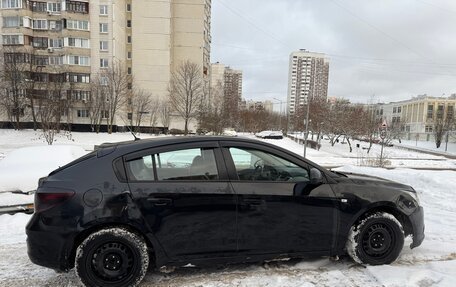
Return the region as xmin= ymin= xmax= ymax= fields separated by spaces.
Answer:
xmin=126 ymin=155 xmax=154 ymax=181
xmin=155 ymin=148 xmax=219 ymax=181
xmin=229 ymin=148 xmax=309 ymax=182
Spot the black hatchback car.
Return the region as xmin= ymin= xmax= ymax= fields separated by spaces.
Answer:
xmin=26 ymin=137 xmax=424 ymax=287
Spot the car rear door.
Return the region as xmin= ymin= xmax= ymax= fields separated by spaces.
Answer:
xmin=221 ymin=141 xmax=337 ymax=255
xmin=125 ymin=141 xmax=237 ymax=261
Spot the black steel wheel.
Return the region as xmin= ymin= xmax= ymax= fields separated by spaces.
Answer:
xmin=75 ymin=228 xmax=149 ymax=287
xmin=346 ymin=212 xmax=404 ymax=265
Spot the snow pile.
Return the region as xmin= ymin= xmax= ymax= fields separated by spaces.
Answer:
xmin=0 ymin=213 xmax=30 ymax=245
xmin=0 ymin=145 xmax=87 ymax=193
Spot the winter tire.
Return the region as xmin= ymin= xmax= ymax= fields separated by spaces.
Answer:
xmin=346 ymin=212 xmax=404 ymax=265
xmin=75 ymin=228 xmax=149 ymax=287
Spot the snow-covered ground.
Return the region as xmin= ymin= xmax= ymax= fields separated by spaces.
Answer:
xmin=0 ymin=130 xmax=455 ymax=286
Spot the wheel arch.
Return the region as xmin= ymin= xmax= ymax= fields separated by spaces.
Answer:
xmin=68 ymin=222 xmax=158 ymax=270
xmin=350 ymin=203 xmax=413 ymax=238
xmin=334 ymin=202 xmax=413 ymax=256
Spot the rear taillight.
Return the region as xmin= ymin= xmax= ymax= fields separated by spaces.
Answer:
xmin=35 ymin=190 xmax=75 ymax=213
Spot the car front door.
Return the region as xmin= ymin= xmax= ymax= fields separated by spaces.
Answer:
xmin=221 ymin=141 xmax=337 ymax=255
xmin=125 ymin=142 xmax=237 ymax=261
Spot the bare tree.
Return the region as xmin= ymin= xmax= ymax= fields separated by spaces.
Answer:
xmin=339 ymin=105 xmax=366 ymax=152
xmin=159 ymin=100 xmax=171 ymax=130
xmin=89 ymin=75 xmax=108 ymax=133
xmin=130 ymin=89 xmax=154 ymax=133
xmin=168 ymin=61 xmax=204 ymax=135
xmin=322 ymin=100 xmax=347 ymax=146
xmin=0 ymin=46 xmax=31 ymax=129
xmin=199 ymin=82 xmax=225 ymax=134
xmin=99 ymin=59 xmax=131 ymax=134
xmin=37 ymin=71 xmax=66 ymax=145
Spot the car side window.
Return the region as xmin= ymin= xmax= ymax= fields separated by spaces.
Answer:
xmin=155 ymin=148 xmax=219 ymax=181
xmin=126 ymin=155 xmax=154 ymax=181
xmin=229 ymin=148 xmax=309 ymax=182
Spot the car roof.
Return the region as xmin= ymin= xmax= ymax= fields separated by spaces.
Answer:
xmin=98 ymin=136 xmax=268 ymax=154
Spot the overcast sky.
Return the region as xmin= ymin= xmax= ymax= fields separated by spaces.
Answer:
xmin=211 ymin=0 xmax=456 ymax=108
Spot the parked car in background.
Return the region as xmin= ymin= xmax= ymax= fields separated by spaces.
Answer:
xmin=255 ymin=130 xmax=283 ymax=139
xmin=26 ymin=136 xmax=424 ymax=287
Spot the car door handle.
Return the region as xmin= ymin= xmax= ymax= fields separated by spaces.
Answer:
xmin=147 ymin=198 xmax=172 ymax=206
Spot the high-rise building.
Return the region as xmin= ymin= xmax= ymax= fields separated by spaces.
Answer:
xmin=209 ymin=63 xmax=242 ymax=111
xmin=208 ymin=63 xmax=242 ymax=127
xmin=287 ymin=49 xmax=329 ymax=115
xmin=0 ymin=0 xmax=211 ymax=130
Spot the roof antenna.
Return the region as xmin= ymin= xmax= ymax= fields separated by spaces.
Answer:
xmin=125 ymin=124 xmax=141 ymax=141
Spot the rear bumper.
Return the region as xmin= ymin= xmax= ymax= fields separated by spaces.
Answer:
xmin=409 ymin=206 xmax=425 ymax=249
xmin=26 ymin=215 xmax=74 ymax=271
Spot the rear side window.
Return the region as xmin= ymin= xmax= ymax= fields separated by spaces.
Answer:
xmin=126 ymin=148 xmax=219 ymax=181
xmin=126 ymin=155 xmax=154 ymax=181
xmin=156 ymin=148 xmax=219 ymax=180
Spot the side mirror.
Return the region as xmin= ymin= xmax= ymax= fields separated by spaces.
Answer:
xmin=310 ymin=168 xmax=323 ymax=185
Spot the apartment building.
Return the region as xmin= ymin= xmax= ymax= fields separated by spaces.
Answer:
xmin=369 ymin=94 xmax=456 ymax=141
xmin=287 ymin=49 xmax=329 ymax=115
xmin=239 ymin=99 xmax=273 ymax=113
xmin=0 ymin=0 xmax=211 ymax=131
xmin=209 ymin=63 xmax=242 ymax=112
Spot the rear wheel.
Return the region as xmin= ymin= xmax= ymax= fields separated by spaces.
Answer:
xmin=75 ymin=228 xmax=149 ymax=287
xmin=346 ymin=212 xmax=404 ymax=265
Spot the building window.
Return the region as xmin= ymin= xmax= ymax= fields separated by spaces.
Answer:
xmin=100 ymin=58 xmax=109 ymax=68
xmin=393 ymin=107 xmax=397 ymax=113
xmin=47 ymin=2 xmax=61 ymax=13
xmin=30 ymin=1 xmax=46 ymax=11
xmin=427 ymin=104 xmax=434 ymax=119
xmin=67 ymin=55 xmax=90 ymax=66
xmin=425 ymin=125 xmax=433 ymax=133
xmin=66 ymin=1 xmax=89 ymax=13
xmin=397 ymin=107 xmax=402 ymax=113
xmin=437 ymin=105 xmax=444 ymax=119
xmin=100 ymin=40 xmax=108 ymax=51
xmin=126 ymin=3 xmax=131 ymax=12
xmin=99 ymin=23 xmax=108 ymax=33
xmin=70 ymin=90 xmax=91 ymax=101
xmin=4 ymin=52 xmax=31 ymax=63
xmin=3 ymin=34 xmax=24 ymax=45
xmin=33 ymin=55 xmax=49 ymax=66
xmin=127 ymin=20 xmax=131 ymax=28
xmin=68 ymin=73 xmax=90 ymax=83
xmin=32 ymin=19 xmax=48 ymax=30
xmin=2 ymin=16 xmax=20 ymax=27
xmin=127 ymin=112 xmax=132 ymax=120
xmin=1 ymin=0 xmax=21 ymax=9
xmin=66 ymin=19 xmax=89 ymax=31
xmin=49 ymin=56 xmax=63 ymax=65
xmin=127 ymin=67 xmax=132 ymax=75
xmin=127 ymin=51 xmax=132 ymax=59
xmin=49 ymin=20 xmax=62 ymax=31
xmin=65 ymin=37 xmax=90 ymax=48
xmin=101 ymin=110 xmax=109 ymax=119
xmin=49 ymin=38 xmax=63 ymax=48
xmin=127 ymin=35 xmax=131 ymax=43
xmin=448 ymin=105 xmax=454 ymax=120
xmin=127 ymin=83 xmax=132 ymax=90
xmin=77 ymin=110 xmax=89 ymax=118
xmin=100 ymin=76 xmax=108 ymax=86
xmin=99 ymin=5 xmax=108 ymax=15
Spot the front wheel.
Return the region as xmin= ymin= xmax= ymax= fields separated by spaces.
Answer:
xmin=346 ymin=212 xmax=404 ymax=265
xmin=75 ymin=228 xmax=149 ymax=287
